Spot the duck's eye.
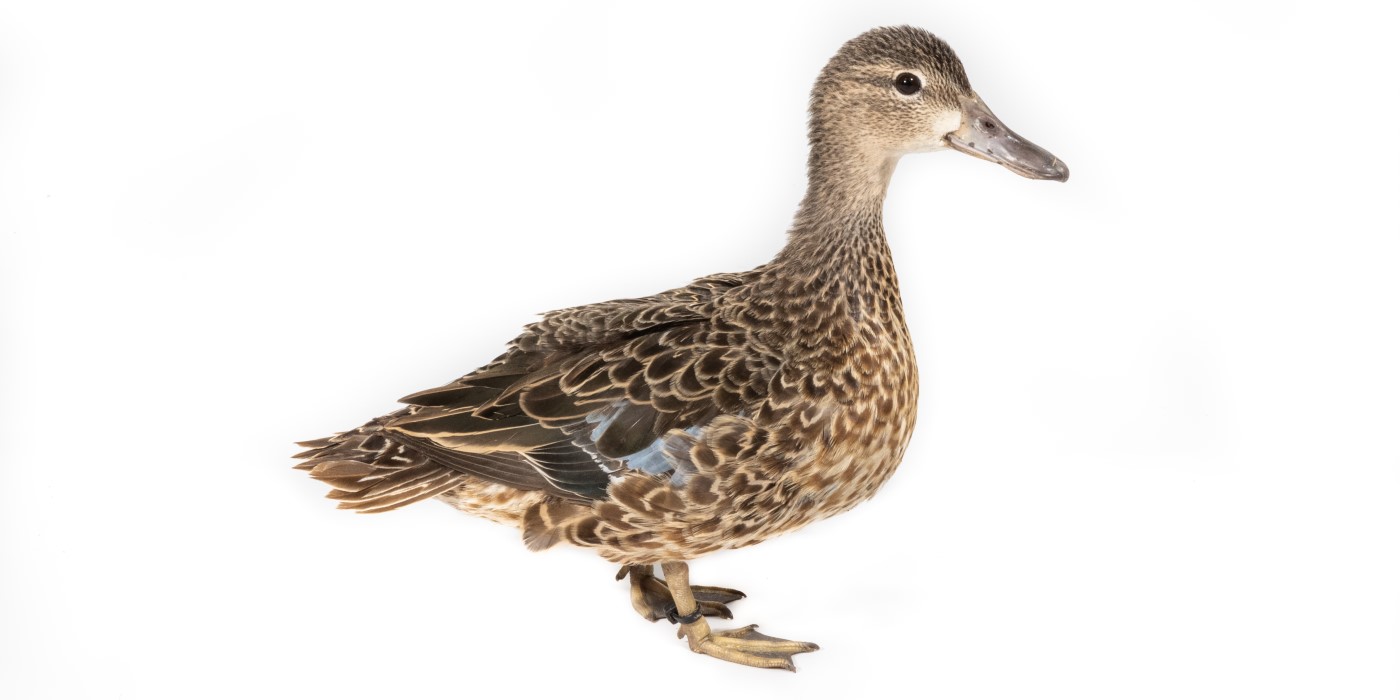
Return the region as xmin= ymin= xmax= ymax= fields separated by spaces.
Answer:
xmin=894 ymin=72 xmax=921 ymax=96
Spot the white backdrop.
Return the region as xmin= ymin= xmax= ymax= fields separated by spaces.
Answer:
xmin=3 ymin=1 xmax=1397 ymax=698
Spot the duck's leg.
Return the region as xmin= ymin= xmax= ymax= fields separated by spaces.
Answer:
xmin=658 ymin=561 xmax=819 ymax=671
xmin=620 ymin=564 xmax=745 ymax=622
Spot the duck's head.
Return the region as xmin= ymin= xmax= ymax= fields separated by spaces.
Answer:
xmin=811 ymin=26 xmax=1068 ymax=182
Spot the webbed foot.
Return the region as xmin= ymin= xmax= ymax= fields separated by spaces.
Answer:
xmin=655 ymin=561 xmax=819 ymax=671
xmin=676 ymin=621 xmax=820 ymax=672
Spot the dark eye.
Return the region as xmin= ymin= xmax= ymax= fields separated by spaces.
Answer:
xmin=894 ymin=72 xmax=921 ymax=96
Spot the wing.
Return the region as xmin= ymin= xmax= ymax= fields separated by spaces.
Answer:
xmin=297 ymin=271 xmax=772 ymax=511
xmin=383 ymin=321 xmax=764 ymax=501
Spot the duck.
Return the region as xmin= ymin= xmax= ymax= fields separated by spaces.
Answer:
xmin=294 ymin=25 xmax=1067 ymax=671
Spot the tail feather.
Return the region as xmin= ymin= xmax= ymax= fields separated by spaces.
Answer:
xmin=293 ymin=426 xmax=465 ymax=514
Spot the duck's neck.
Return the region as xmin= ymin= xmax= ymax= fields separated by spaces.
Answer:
xmin=747 ymin=142 xmax=907 ymax=357
xmin=781 ymin=141 xmax=898 ymax=262
xmin=769 ymin=142 xmax=904 ymax=314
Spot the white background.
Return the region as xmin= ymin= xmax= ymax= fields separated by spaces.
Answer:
xmin=2 ymin=1 xmax=1397 ymax=697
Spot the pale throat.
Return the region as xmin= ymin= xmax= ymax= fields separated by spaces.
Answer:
xmin=910 ymin=108 xmax=962 ymax=153
xmin=797 ymin=106 xmax=962 ymax=219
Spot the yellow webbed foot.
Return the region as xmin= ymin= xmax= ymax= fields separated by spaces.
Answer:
xmin=677 ymin=620 xmax=820 ymax=672
xmin=653 ymin=561 xmax=819 ymax=671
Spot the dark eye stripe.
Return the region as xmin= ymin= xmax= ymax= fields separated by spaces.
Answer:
xmin=894 ymin=72 xmax=921 ymax=96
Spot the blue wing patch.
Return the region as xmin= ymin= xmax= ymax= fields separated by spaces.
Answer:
xmin=585 ymin=401 xmax=704 ymax=485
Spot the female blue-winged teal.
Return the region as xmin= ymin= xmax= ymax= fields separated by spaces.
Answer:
xmin=295 ymin=25 xmax=1067 ymax=670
